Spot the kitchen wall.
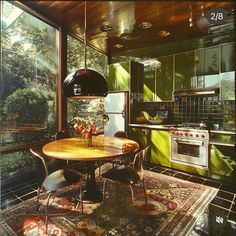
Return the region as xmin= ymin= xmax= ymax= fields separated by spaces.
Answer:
xmin=112 ymin=38 xmax=235 ymax=131
xmin=131 ymin=98 xmax=235 ymax=130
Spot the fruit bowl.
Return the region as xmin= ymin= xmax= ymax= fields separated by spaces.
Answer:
xmin=148 ymin=117 xmax=163 ymax=124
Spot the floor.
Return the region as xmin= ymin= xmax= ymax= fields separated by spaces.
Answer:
xmin=1 ymin=162 xmax=235 ymax=235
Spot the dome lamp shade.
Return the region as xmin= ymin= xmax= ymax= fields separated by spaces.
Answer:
xmin=62 ymin=69 xmax=108 ymax=99
xmin=62 ymin=1 xmax=109 ymax=99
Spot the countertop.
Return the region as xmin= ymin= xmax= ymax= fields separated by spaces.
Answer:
xmin=129 ymin=123 xmax=235 ymax=147
xmin=128 ymin=123 xmax=236 ymax=135
xmin=128 ymin=123 xmax=170 ymax=130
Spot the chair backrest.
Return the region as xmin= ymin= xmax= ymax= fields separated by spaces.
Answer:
xmin=55 ymin=130 xmax=71 ymax=140
xmin=30 ymin=144 xmax=67 ymax=177
xmin=114 ymin=131 xmax=128 ymax=138
xmin=132 ymin=145 xmax=150 ymax=180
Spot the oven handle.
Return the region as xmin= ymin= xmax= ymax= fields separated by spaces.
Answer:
xmin=174 ymin=139 xmax=204 ymax=146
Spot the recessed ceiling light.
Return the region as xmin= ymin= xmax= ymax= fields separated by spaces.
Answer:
xmin=100 ymin=25 xmax=112 ymax=32
xmin=139 ymin=21 xmax=152 ymax=29
xmin=120 ymin=32 xmax=134 ymax=40
xmin=158 ymin=30 xmax=170 ymax=37
xmin=113 ymin=44 xmax=124 ymax=48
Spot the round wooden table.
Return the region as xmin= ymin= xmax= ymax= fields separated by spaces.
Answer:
xmin=43 ymin=136 xmax=139 ymax=202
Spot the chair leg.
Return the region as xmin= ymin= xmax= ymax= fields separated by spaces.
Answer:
xmin=45 ymin=192 xmax=53 ymax=234
xmin=79 ymin=184 xmax=83 ymax=213
xmin=102 ymin=179 xmax=107 ymax=205
xmin=142 ymin=179 xmax=148 ymax=205
xmin=129 ymin=185 xmax=134 ymax=205
xmin=36 ymin=186 xmax=41 ymax=212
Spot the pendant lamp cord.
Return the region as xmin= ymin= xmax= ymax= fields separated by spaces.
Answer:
xmin=84 ymin=1 xmax=87 ymax=69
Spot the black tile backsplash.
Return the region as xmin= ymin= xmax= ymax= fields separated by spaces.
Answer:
xmin=132 ymin=96 xmax=235 ymax=128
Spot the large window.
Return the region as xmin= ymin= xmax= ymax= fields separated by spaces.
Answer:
xmin=0 ymin=2 xmax=58 ymax=149
xmin=66 ymin=36 xmax=107 ymax=134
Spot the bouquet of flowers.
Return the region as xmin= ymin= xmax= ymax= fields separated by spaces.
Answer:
xmin=70 ymin=117 xmax=100 ymax=137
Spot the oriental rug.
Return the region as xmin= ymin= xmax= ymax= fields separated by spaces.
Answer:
xmin=0 ymin=167 xmax=217 ymax=236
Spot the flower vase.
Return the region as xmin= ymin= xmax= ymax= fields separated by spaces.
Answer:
xmin=85 ymin=134 xmax=93 ymax=147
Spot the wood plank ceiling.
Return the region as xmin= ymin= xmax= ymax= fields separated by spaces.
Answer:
xmin=20 ymin=1 xmax=234 ymax=55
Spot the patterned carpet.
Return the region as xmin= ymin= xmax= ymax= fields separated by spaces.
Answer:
xmin=0 ymin=167 xmax=218 ymax=236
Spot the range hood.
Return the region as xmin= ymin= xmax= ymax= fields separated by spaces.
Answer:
xmin=173 ymin=87 xmax=220 ymax=97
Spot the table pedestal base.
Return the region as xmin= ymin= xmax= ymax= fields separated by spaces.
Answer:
xmin=83 ymin=161 xmax=103 ymax=203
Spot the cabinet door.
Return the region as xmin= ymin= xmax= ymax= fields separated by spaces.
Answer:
xmin=156 ymin=56 xmax=173 ymax=101
xmin=106 ymin=64 xmax=118 ymax=91
xmin=175 ymin=51 xmax=194 ymax=89
xmin=129 ymin=127 xmax=150 ymax=150
xmin=143 ymin=66 xmax=156 ymax=102
xmin=220 ymin=43 xmax=235 ymax=100
xmin=116 ymin=62 xmax=130 ymax=90
xmin=130 ymin=61 xmax=144 ymax=102
xmin=106 ymin=62 xmax=130 ymax=91
xmin=149 ymin=130 xmax=170 ymax=167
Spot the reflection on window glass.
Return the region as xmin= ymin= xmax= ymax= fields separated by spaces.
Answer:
xmin=221 ymin=43 xmax=235 ymax=72
xmin=67 ymin=36 xmax=107 ymax=134
xmin=175 ymin=51 xmax=194 ymax=89
xmin=0 ymin=1 xmax=58 ymax=148
xmin=0 ymin=151 xmax=39 ymax=185
xmin=221 ymin=72 xmax=235 ymax=100
xmin=204 ymin=74 xmax=220 ymax=88
xmin=204 ymin=46 xmax=219 ymax=75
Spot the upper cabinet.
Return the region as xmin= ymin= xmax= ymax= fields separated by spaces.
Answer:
xmin=174 ymin=43 xmax=235 ymax=100
xmin=220 ymin=43 xmax=235 ymax=100
xmin=175 ymin=51 xmax=195 ymax=89
xmin=143 ymin=66 xmax=155 ymax=102
xmin=143 ymin=55 xmax=173 ymax=102
xmin=195 ymin=46 xmax=220 ymax=88
xmin=106 ymin=62 xmax=130 ymax=91
xmin=105 ymin=61 xmax=144 ymax=101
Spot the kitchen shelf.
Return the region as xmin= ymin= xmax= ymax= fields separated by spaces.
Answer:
xmin=209 ymin=130 xmax=235 ymax=147
xmin=210 ymin=141 xmax=235 ymax=147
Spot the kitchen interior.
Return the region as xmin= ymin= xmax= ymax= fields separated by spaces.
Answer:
xmin=0 ymin=1 xmax=235 ymax=235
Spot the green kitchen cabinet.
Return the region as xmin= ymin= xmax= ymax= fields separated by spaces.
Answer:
xmin=143 ymin=56 xmax=173 ymax=102
xmin=156 ymin=56 xmax=173 ymax=101
xmin=129 ymin=127 xmax=150 ymax=150
xmin=148 ymin=130 xmax=170 ymax=167
xmin=106 ymin=61 xmax=130 ymax=91
xmin=143 ymin=66 xmax=155 ymax=102
xmin=220 ymin=43 xmax=235 ymax=100
xmin=175 ymin=51 xmax=195 ymax=89
xmin=106 ymin=61 xmax=144 ymax=101
xmin=210 ymin=144 xmax=235 ymax=180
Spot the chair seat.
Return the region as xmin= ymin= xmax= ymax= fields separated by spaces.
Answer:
xmin=42 ymin=168 xmax=83 ymax=191
xmin=101 ymin=165 xmax=140 ymax=185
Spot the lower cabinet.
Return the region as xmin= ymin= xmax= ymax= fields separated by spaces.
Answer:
xmin=129 ymin=127 xmax=170 ymax=167
xmin=210 ymin=144 xmax=235 ymax=179
xmin=149 ymin=130 xmax=170 ymax=167
xmin=129 ymin=127 xmax=150 ymax=150
xmin=129 ymin=127 xmax=235 ymax=183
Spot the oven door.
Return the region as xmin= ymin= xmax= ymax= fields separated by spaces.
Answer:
xmin=170 ymin=137 xmax=209 ymax=168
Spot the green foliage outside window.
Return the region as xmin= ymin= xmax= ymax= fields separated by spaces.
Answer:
xmin=67 ymin=36 xmax=107 ymax=132
xmin=4 ymin=88 xmax=48 ymax=124
xmin=1 ymin=1 xmax=57 ymax=147
xmin=0 ymin=2 xmax=57 ymax=183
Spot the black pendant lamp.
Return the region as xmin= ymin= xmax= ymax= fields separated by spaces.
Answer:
xmin=63 ymin=1 xmax=108 ymax=99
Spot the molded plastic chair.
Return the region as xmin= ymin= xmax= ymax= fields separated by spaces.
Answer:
xmin=102 ymin=145 xmax=150 ymax=205
xmin=98 ymin=131 xmax=129 ymax=176
xmin=113 ymin=131 xmax=130 ymax=166
xmin=114 ymin=131 xmax=128 ymax=138
xmin=55 ymin=130 xmax=71 ymax=140
xmin=30 ymin=143 xmax=84 ymax=233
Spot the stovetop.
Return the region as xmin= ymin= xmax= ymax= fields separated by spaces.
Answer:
xmin=170 ymin=123 xmax=209 ymax=131
xmin=170 ymin=123 xmax=209 ymax=139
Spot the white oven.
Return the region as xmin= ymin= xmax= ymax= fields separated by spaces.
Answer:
xmin=170 ymin=128 xmax=209 ymax=169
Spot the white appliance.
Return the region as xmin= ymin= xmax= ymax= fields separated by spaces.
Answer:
xmin=104 ymin=91 xmax=129 ymax=137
